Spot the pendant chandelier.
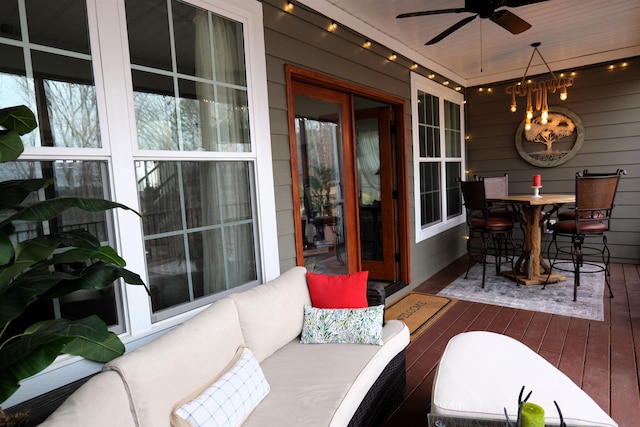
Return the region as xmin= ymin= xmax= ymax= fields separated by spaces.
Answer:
xmin=506 ymin=42 xmax=574 ymax=130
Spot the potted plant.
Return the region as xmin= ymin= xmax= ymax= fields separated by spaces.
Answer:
xmin=0 ymin=105 xmax=148 ymax=420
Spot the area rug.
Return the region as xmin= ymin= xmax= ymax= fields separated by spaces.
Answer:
xmin=385 ymin=293 xmax=456 ymax=341
xmin=437 ymin=260 xmax=605 ymax=321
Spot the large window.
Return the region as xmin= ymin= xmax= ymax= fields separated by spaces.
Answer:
xmin=0 ymin=0 xmax=275 ymax=406
xmin=124 ymin=0 xmax=262 ymax=320
xmin=411 ymin=73 xmax=465 ymax=242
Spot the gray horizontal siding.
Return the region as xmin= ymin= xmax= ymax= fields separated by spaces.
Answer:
xmin=260 ymin=0 xmax=467 ymax=286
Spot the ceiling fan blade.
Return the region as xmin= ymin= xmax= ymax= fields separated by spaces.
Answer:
xmin=490 ymin=10 xmax=531 ymax=34
xmin=426 ymin=15 xmax=478 ymax=45
xmin=397 ymin=8 xmax=467 ymax=19
xmin=505 ymin=0 xmax=549 ymax=8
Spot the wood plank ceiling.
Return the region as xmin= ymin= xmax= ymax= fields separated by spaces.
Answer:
xmin=299 ymin=0 xmax=640 ymax=87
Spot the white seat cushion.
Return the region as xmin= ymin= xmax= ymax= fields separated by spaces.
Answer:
xmin=241 ymin=319 xmax=409 ymax=427
xmin=431 ymin=331 xmax=617 ymax=427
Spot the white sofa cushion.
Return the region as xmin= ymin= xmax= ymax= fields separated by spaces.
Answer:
xmin=106 ymin=297 xmax=245 ymax=427
xmin=172 ymin=347 xmax=270 ymax=427
xmin=241 ymin=319 xmax=409 ymax=427
xmin=229 ymin=266 xmax=311 ymax=362
xmin=39 ymin=370 xmax=136 ymax=427
xmin=431 ymin=331 xmax=618 ymax=427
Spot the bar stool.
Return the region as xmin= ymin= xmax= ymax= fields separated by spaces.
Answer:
xmin=545 ymin=170 xmax=625 ymax=301
xmin=460 ymin=179 xmax=516 ymax=289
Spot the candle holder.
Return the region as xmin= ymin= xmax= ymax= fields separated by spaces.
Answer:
xmin=531 ymin=185 xmax=542 ymax=198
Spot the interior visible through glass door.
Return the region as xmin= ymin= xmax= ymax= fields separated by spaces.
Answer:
xmin=294 ymin=90 xmax=351 ymax=275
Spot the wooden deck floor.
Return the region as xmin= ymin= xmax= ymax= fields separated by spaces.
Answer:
xmin=383 ymin=257 xmax=640 ymax=427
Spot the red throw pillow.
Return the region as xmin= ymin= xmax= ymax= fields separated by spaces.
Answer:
xmin=306 ymin=271 xmax=369 ymax=309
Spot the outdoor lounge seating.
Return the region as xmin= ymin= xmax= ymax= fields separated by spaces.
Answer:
xmin=39 ymin=267 xmax=410 ymax=427
xmin=429 ymin=331 xmax=618 ymax=427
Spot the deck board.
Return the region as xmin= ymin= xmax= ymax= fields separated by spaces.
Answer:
xmin=383 ymin=258 xmax=640 ymax=427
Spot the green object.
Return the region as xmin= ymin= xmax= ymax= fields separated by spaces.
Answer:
xmin=521 ymin=402 xmax=545 ymax=427
xmin=0 ymin=105 xmax=149 ymax=403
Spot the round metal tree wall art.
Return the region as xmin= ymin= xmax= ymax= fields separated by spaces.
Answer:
xmin=515 ymin=106 xmax=584 ymax=167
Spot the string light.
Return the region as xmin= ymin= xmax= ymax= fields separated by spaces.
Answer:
xmin=279 ymin=2 xmax=464 ymax=93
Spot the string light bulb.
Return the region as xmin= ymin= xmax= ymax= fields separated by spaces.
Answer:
xmin=389 ymin=52 xmax=397 ymax=61
xmin=329 ymin=21 xmax=337 ymax=31
xmin=363 ymin=40 xmax=371 ymax=48
xmin=285 ymin=2 xmax=294 ymax=12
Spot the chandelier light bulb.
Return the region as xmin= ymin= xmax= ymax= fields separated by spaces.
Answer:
xmin=541 ymin=109 xmax=549 ymax=124
xmin=527 ymin=110 xmax=533 ymax=120
xmin=560 ymin=87 xmax=568 ymax=101
xmin=510 ymin=104 xmax=517 ymax=113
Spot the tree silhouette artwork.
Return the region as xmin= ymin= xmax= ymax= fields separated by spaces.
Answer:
xmin=525 ymin=113 xmax=576 ymax=155
xmin=515 ymin=107 xmax=584 ymax=167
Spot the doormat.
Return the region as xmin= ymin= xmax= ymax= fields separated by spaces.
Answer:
xmin=385 ymin=293 xmax=456 ymax=341
xmin=437 ymin=261 xmax=605 ymax=321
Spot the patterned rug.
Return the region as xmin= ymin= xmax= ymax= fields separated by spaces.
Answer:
xmin=385 ymin=293 xmax=456 ymax=341
xmin=437 ymin=260 xmax=605 ymax=321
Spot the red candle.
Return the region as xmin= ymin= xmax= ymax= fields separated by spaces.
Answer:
xmin=533 ymin=174 xmax=541 ymax=187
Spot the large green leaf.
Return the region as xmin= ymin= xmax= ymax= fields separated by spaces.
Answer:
xmin=0 ymin=105 xmax=37 ymax=136
xmin=0 ymin=231 xmax=13 ymax=266
xmin=0 ymin=197 xmax=141 ymax=229
xmin=0 ymin=316 xmax=122 ymax=402
xmin=0 ymin=239 xmax=57 ymax=293
xmin=0 ymin=270 xmax=78 ymax=326
xmin=0 ymin=129 xmax=24 ymax=163
xmin=46 ymin=245 xmax=126 ymax=267
xmin=44 ymin=261 xmax=147 ymax=298
xmin=0 ymin=178 xmax=53 ymax=210
xmin=0 ymin=105 xmax=36 ymax=165
xmin=62 ymin=330 xmax=125 ymax=362
xmin=0 ymin=230 xmax=116 ymax=292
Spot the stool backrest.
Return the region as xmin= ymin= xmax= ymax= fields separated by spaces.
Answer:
xmin=460 ymin=180 xmax=489 ymax=224
xmin=575 ymin=170 xmax=625 ymax=231
xmin=476 ymin=173 xmax=509 ymax=198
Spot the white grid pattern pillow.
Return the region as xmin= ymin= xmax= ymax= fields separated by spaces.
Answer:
xmin=172 ymin=347 xmax=270 ymax=427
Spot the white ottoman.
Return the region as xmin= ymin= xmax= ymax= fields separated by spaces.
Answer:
xmin=430 ymin=331 xmax=617 ymax=427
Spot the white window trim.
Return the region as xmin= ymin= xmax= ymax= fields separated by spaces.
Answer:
xmin=411 ymin=72 xmax=466 ymax=243
xmin=3 ymin=0 xmax=278 ymax=408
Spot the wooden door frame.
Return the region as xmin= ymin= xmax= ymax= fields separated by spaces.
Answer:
xmin=285 ymin=64 xmax=411 ymax=284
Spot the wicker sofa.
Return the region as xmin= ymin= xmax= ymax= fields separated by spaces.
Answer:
xmin=39 ymin=266 xmax=410 ymax=427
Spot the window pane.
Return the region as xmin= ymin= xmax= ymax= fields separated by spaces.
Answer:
xmin=126 ymin=0 xmax=172 ymax=71
xmin=0 ymin=1 xmax=101 ymax=149
xmin=418 ymin=91 xmax=440 ymax=158
xmin=0 ymin=1 xmax=20 ymax=41
xmin=137 ymin=161 xmax=257 ymax=314
xmin=25 ymin=0 xmax=91 ymax=54
xmin=126 ymin=0 xmax=250 ymax=152
xmin=133 ymin=71 xmax=179 ymax=151
xmin=446 ymin=162 xmax=462 ymax=218
xmin=445 ymin=101 xmax=461 ymax=157
xmin=420 ymin=162 xmax=441 ymax=227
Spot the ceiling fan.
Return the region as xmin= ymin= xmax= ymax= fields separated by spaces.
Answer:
xmin=397 ymin=0 xmax=548 ymax=45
